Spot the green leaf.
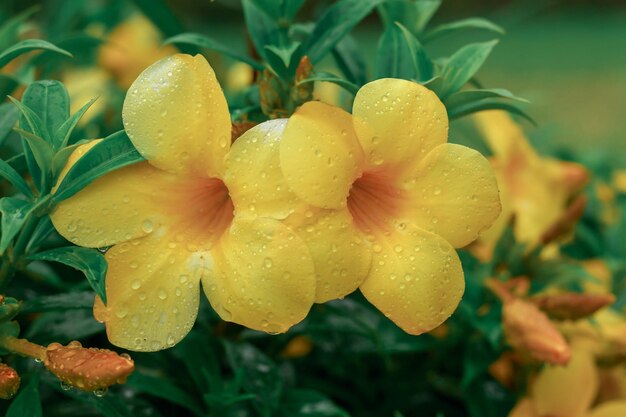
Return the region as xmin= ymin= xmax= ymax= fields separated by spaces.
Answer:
xmin=378 ymin=0 xmax=441 ymax=35
xmin=6 ymin=375 xmax=42 ymax=417
xmin=265 ymin=43 xmax=302 ymax=78
xmin=0 ymin=6 xmax=39 ymax=51
xmin=250 ymin=0 xmax=282 ymax=19
xmin=298 ymin=72 xmax=359 ymax=96
xmin=14 ymin=128 xmax=54 ymax=183
xmin=439 ymin=40 xmax=498 ymax=98
xmin=53 ymin=131 xmax=144 ymax=203
xmin=332 ymin=35 xmax=368 ymax=86
xmin=131 ymin=0 xmax=184 ymax=38
xmin=20 ymin=291 xmax=95 ymax=314
xmin=445 ymin=88 xmax=528 ymax=108
xmin=0 ymin=102 xmax=19 ymax=145
xmin=0 ymin=39 xmax=72 ymax=69
xmin=0 ymin=321 xmax=20 ymax=355
xmin=25 ymin=309 xmax=104 ymax=344
xmin=126 ymin=373 xmax=204 ymax=417
xmin=302 ymin=0 xmax=383 ymax=64
xmin=28 ymin=247 xmax=108 ymax=303
xmin=20 ymin=80 xmax=70 ymax=147
xmin=266 ymin=43 xmax=301 ymax=69
xmin=242 ymin=0 xmax=281 ymax=62
xmin=447 ymin=99 xmax=536 ymax=125
xmin=280 ymin=389 xmax=350 ymax=417
xmin=0 ymin=197 xmax=34 ymax=253
xmin=165 ymin=33 xmax=263 ymax=70
xmin=395 ymin=22 xmax=433 ymax=81
xmin=9 ymin=96 xmax=46 ymax=190
xmin=283 ymin=0 xmax=307 ymax=20
xmin=423 ymin=17 xmax=505 ymax=43
xmin=51 ymin=140 xmax=88 ymax=178
xmin=54 ymin=98 xmax=97 ymax=149
xmin=0 ymin=158 xmax=33 ymax=198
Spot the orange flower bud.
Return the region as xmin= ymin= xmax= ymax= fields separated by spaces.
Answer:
xmin=0 ymin=363 xmax=20 ymax=399
xmin=44 ymin=341 xmax=134 ymax=392
xmin=541 ymin=194 xmax=587 ymax=244
xmin=533 ymin=293 xmax=615 ymax=321
xmin=503 ymin=299 xmax=571 ymax=365
xmin=281 ymin=335 xmax=313 ymax=358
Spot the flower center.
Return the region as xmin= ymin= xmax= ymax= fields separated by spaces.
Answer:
xmin=347 ymin=169 xmax=405 ymax=234
xmin=169 ymin=177 xmax=234 ymax=245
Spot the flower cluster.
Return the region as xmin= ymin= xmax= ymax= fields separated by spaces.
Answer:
xmin=51 ymin=54 xmax=501 ymax=351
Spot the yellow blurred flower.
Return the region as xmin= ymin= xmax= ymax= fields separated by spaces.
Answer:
xmin=278 ymin=78 xmax=501 ymax=334
xmin=472 ymin=111 xmax=588 ymax=259
xmin=62 ymin=67 xmax=110 ymax=126
xmin=51 ymin=54 xmax=318 ymax=351
xmin=98 ymin=14 xmax=177 ymax=89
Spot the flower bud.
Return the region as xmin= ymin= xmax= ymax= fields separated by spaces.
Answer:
xmin=503 ymin=298 xmax=571 ymax=365
xmin=533 ymin=293 xmax=615 ymax=321
xmin=44 ymin=341 xmax=134 ymax=392
xmin=0 ymin=363 xmax=20 ymax=399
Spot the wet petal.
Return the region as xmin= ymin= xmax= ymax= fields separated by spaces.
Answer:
xmin=51 ymin=142 xmax=178 ymax=248
xmin=589 ymin=402 xmax=626 ymax=417
xmin=532 ymin=347 xmax=598 ymax=417
xmin=95 ymin=232 xmax=201 ymax=351
xmin=280 ymin=101 xmax=364 ymax=209
xmin=285 ymin=208 xmax=372 ymax=303
xmin=402 ymin=143 xmax=501 ymax=248
xmin=224 ymin=119 xmax=302 ymax=219
xmin=359 ymin=223 xmax=464 ymax=335
xmin=203 ymin=217 xmax=316 ymax=333
xmin=352 ymin=78 xmax=447 ymax=169
xmin=122 ymin=54 xmax=231 ymax=177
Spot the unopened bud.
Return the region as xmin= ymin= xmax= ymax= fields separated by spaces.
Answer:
xmin=281 ymin=336 xmax=313 ymax=358
xmin=0 ymin=363 xmax=20 ymax=399
xmin=533 ymin=293 xmax=615 ymax=321
xmin=44 ymin=341 xmax=134 ymax=392
xmin=503 ymin=298 xmax=571 ymax=365
xmin=541 ymin=194 xmax=587 ymax=244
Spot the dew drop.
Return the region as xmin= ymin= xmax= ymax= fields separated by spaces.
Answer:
xmin=141 ymin=220 xmax=154 ymax=233
xmin=131 ymin=279 xmax=141 ymax=290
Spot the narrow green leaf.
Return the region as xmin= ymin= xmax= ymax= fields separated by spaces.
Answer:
xmin=54 ymin=97 xmax=97 ymax=149
xmin=51 ymin=141 xmax=88 ymax=178
xmin=332 ymin=35 xmax=368 ymax=86
xmin=20 ymin=291 xmax=95 ymax=313
xmin=298 ymin=72 xmax=359 ymax=96
xmin=283 ymin=0 xmax=307 ymax=20
xmin=396 ymin=22 xmax=433 ymax=81
xmin=265 ymin=43 xmax=301 ymax=77
xmin=242 ymin=0 xmax=281 ymax=62
xmin=445 ymin=88 xmax=529 ymax=108
xmin=28 ymin=247 xmax=107 ymax=303
xmin=14 ymin=128 xmax=54 ymax=179
xmin=0 ymin=158 xmax=33 ymax=198
xmin=447 ymin=99 xmax=536 ymax=125
xmin=126 ymin=373 xmax=204 ymax=417
xmin=440 ymin=40 xmax=498 ymax=98
xmin=0 ymin=39 xmax=72 ymax=69
xmin=9 ymin=96 xmax=45 ymax=191
xmin=6 ymin=375 xmax=41 ymax=417
xmin=20 ymin=80 xmax=70 ymax=149
xmin=378 ymin=0 xmax=441 ymax=35
xmin=131 ymin=0 xmax=184 ymax=38
xmin=250 ymin=0 xmax=282 ymax=19
xmin=53 ymin=131 xmax=144 ymax=203
xmin=423 ymin=17 xmax=505 ymax=43
xmin=0 ymin=6 xmax=40 ymax=51
xmin=0 ymin=103 xmax=18 ymax=145
xmin=302 ymin=0 xmax=384 ymax=64
xmin=0 ymin=197 xmax=33 ymax=254
xmin=165 ymin=33 xmax=263 ymax=70
xmin=375 ymin=23 xmax=414 ymax=80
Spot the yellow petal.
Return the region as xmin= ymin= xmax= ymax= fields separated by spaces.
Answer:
xmin=508 ymin=398 xmax=538 ymax=417
xmin=95 ymin=233 xmax=201 ymax=351
xmin=359 ymin=223 xmax=464 ymax=335
xmin=589 ymin=401 xmax=626 ymax=417
xmin=285 ymin=207 xmax=371 ymax=303
xmin=280 ymin=101 xmax=364 ymax=209
xmin=122 ymin=54 xmax=231 ymax=177
xmin=352 ymin=78 xmax=447 ymax=169
xmin=224 ymin=119 xmax=301 ymax=219
xmin=203 ymin=217 xmax=316 ymax=333
xmin=473 ymin=110 xmax=537 ymax=163
xmin=402 ymin=143 xmax=501 ymax=248
xmin=51 ymin=142 xmax=178 ymax=248
xmin=532 ymin=347 xmax=598 ymax=417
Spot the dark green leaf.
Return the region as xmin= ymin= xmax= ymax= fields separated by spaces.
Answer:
xmin=6 ymin=375 xmax=42 ymax=417
xmin=242 ymin=0 xmax=281 ymax=62
xmin=265 ymin=43 xmax=301 ymax=71
xmin=20 ymin=80 xmax=70 ymax=147
xmin=126 ymin=373 xmax=204 ymax=417
xmin=54 ymin=97 xmax=97 ymax=149
xmin=396 ymin=22 xmax=433 ymax=81
xmin=447 ymin=99 xmax=536 ymax=125
xmin=375 ymin=24 xmax=414 ymax=79
xmin=440 ymin=40 xmax=498 ymax=98
xmin=0 ymin=6 xmax=40 ymax=51
xmin=28 ymin=247 xmax=108 ymax=303
xmin=51 ymin=141 xmax=88 ymax=178
xmin=0 ymin=102 xmax=19 ymax=145
xmin=251 ymin=0 xmax=282 ymax=19
xmin=298 ymin=72 xmax=359 ymax=96
xmin=378 ymin=0 xmax=441 ymax=35
xmin=302 ymin=0 xmax=383 ymax=64
xmin=0 ymin=39 xmax=72 ymax=69
xmin=0 ymin=321 xmax=20 ymax=355
xmin=423 ymin=17 xmax=505 ymax=43
xmin=0 ymin=197 xmax=33 ymax=253
xmin=0 ymin=157 xmax=33 ymax=198
xmin=14 ymin=128 xmax=53 ymax=183
xmin=284 ymin=0 xmax=307 ymax=20
xmin=445 ymin=88 xmax=529 ymax=108
xmin=24 ymin=309 xmax=104 ymax=344
xmin=9 ymin=96 xmax=46 ymax=190
xmin=332 ymin=35 xmax=368 ymax=86
xmin=280 ymin=389 xmax=350 ymax=417
xmin=20 ymin=291 xmax=95 ymax=314
xmin=165 ymin=33 xmax=263 ymax=70
xmin=131 ymin=0 xmax=184 ymax=38
xmin=53 ymin=131 xmax=144 ymax=203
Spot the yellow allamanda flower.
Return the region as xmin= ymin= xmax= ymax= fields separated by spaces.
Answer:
xmin=277 ymin=79 xmax=502 ymax=334
xmin=51 ymin=54 xmax=319 ymax=351
xmin=472 ymin=111 xmax=588 ymax=259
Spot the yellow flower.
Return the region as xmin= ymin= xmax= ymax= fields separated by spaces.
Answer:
xmin=98 ymin=15 xmax=177 ymax=89
xmin=51 ymin=54 xmax=318 ymax=351
xmin=472 ymin=110 xmax=588 ymax=259
xmin=278 ymin=79 xmax=501 ymax=334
